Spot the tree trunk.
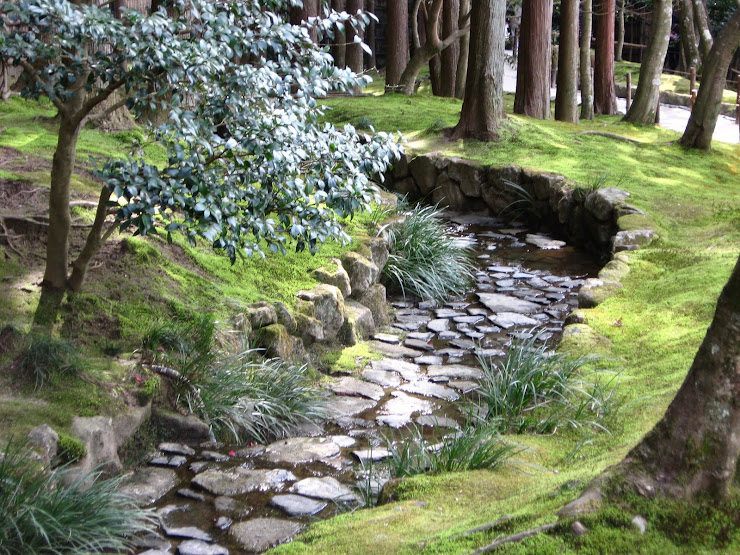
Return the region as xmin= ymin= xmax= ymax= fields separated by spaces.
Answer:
xmin=331 ymin=0 xmax=347 ymax=69
xmin=451 ymin=0 xmax=506 ymax=141
xmin=290 ymin=0 xmax=319 ymax=42
xmin=678 ymin=0 xmax=700 ymax=71
xmin=385 ymin=0 xmax=409 ymax=88
xmin=679 ymin=8 xmax=740 ymax=150
xmin=555 ymin=0 xmax=579 ymax=122
xmin=430 ymin=54 xmax=442 ymax=95
xmin=346 ymin=0 xmax=364 ymax=74
xmin=593 ymin=0 xmax=617 ymax=114
xmin=364 ymin=0 xmax=376 ymax=69
xmin=580 ymin=0 xmax=595 ymax=119
xmin=692 ymin=0 xmax=713 ymax=61
xmin=615 ymin=253 xmax=740 ymax=500
xmin=615 ymin=0 xmax=625 ymax=61
xmin=440 ymin=0 xmax=459 ymax=97
xmin=514 ymin=0 xmax=553 ymax=119
xmin=623 ymin=0 xmax=672 ymax=123
xmin=455 ymin=0 xmax=471 ymax=98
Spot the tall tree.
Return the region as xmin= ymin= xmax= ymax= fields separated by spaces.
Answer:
xmin=555 ymin=0 xmax=579 ymax=122
xmin=593 ymin=0 xmax=617 ymax=114
xmin=451 ymin=0 xmax=506 ymax=141
xmin=623 ymin=0 xmax=672 ymax=123
xmin=385 ymin=0 xmax=409 ymax=88
xmin=330 ymin=0 xmax=347 ymax=68
xmin=615 ymin=0 xmax=625 ymax=61
xmin=346 ymin=0 xmax=364 ymax=73
xmin=580 ymin=0 xmax=595 ymax=119
xmin=454 ymin=0 xmax=471 ymax=98
xmin=440 ymin=0 xmax=460 ymax=97
xmin=514 ymin=0 xmax=554 ymax=119
xmin=678 ymin=0 xmax=701 ymax=71
xmin=290 ymin=0 xmax=319 ymax=42
xmin=679 ymin=7 xmax=740 ymax=149
xmin=364 ymin=0 xmax=376 ymax=69
xmin=692 ymin=0 xmax=713 ymax=60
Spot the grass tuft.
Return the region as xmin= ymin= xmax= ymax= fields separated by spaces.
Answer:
xmin=19 ymin=335 xmax=82 ymax=389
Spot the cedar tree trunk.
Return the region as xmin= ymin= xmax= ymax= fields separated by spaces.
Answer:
xmin=331 ymin=0 xmax=347 ymax=68
xmin=451 ymin=0 xmax=505 ymax=141
xmin=615 ymin=0 xmax=625 ymax=61
xmin=455 ymin=0 xmax=471 ymax=98
xmin=593 ymin=0 xmax=617 ymax=114
xmin=514 ymin=0 xmax=554 ymax=119
xmin=623 ymin=0 xmax=672 ymax=123
xmin=385 ymin=0 xmax=409 ymax=88
xmin=290 ymin=0 xmax=319 ymax=42
xmin=440 ymin=0 xmax=459 ymax=97
xmin=580 ymin=0 xmax=595 ymax=119
xmin=364 ymin=0 xmax=376 ymax=69
xmin=555 ymin=0 xmax=579 ymax=123
xmin=346 ymin=0 xmax=364 ymax=74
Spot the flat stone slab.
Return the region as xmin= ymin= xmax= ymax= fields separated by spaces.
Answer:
xmin=361 ymin=368 xmax=402 ymax=388
xmin=213 ymin=496 xmax=252 ymax=519
xmin=404 ymin=338 xmax=434 ymax=351
xmin=454 ymin=315 xmax=485 ymax=325
xmin=377 ymin=391 xmax=438 ymax=426
xmin=290 ymin=477 xmax=359 ymax=502
xmin=414 ymin=355 xmax=444 ymax=366
xmin=372 ymin=333 xmax=400 ymax=344
xmin=270 ymin=494 xmax=327 ymax=516
xmin=371 ymin=358 xmax=421 ymax=382
xmin=427 ymin=364 xmax=484 ymax=381
xmin=177 ymin=540 xmax=229 ymax=555
xmin=325 ymin=395 xmax=376 ymax=418
xmin=475 ymin=348 xmax=506 ymax=358
xmin=118 ymin=467 xmax=178 ymax=506
xmin=415 ymin=415 xmax=460 ymax=429
xmin=526 ymin=234 xmax=566 ymax=250
xmin=162 ymin=525 xmax=212 ymax=542
xmin=487 ymin=265 xmax=517 ymax=273
xmin=427 ymin=319 xmax=450 ymax=332
xmin=406 ymin=331 xmax=435 ymax=342
xmin=448 ymin=380 xmax=480 ymax=393
xmin=149 ymin=455 xmax=187 ymax=468
xmin=331 ymin=435 xmax=356 ymax=448
xmin=158 ymin=442 xmax=195 ymax=456
xmin=450 ymin=338 xmax=476 ymax=350
xmin=367 ymin=340 xmax=424 ymax=358
xmin=491 ymin=312 xmax=540 ymax=329
xmin=330 ymin=377 xmax=385 ymax=401
xmin=264 ymin=437 xmax=341 ymax=465
xmin=477 ymin=293 xmax=540 ymax=314
xmin=192 ymin=468 xmax=296 ymax=496
xmin=434 ymin=309 xmax=466 ymax=318
xmin=399 ymin=381 xmax=459 ymax=401
xmin=230 ymin=518 xmax=301 ymax=552
xmin=351 ymin=448 xmax=392 ymax=462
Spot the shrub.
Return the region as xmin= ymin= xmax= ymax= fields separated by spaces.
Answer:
xmin=356 ymin=116 xmax=375 ymax=130
xmin=0 ymin=439 xmax=157 ymax=554
xmin=19 ymin=335 xmax=82 ymax=389
xmin=381 ymin=201 xmax=476 ymax=301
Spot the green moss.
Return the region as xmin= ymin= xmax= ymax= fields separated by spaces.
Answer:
xmin=57 ymin=432 xmax=86 ymax=463
xmin=318 ymin=342 xmax=381 ymax=374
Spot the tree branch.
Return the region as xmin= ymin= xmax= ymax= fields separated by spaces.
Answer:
xmin=412 ymin=0 xmax=423 ymax=49
xmin=19 ymin=60 xmax=67 ymax=115
xmin=87 ymin=96 xmax=129 ymax=124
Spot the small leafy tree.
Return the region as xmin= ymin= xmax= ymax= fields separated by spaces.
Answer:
xmin=0 ymin=0 xmax=402 ymax=325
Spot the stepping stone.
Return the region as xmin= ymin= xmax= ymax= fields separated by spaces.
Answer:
xmin=133 ymin=533 xmax=172 ymax=553
xmin=177 ymin=488 xmax=206 ymax=502
xmin=230 ymin=518 xmax=301 ymax=553
xmin=213 ymin=496 xmax=252 ymax=519
xmin=177 ymin=540 xmax=229 ymax=555
xmin=400 ymin=381 xmax=459 ymax=401
xmin=162 ymin=525 xmax=212 ymax=542
xmin=158 ymin=442 xmax=195 ymax=456
xmin=150 ymin=455 xmax=187 ymax=468
xmin=325 ymin=395 xmax=376 ymax=418
xmin=199 ymin=451 xmax=228 ymax=462
xmin=512 ymin=272 xmax=535 ymax=279
xmin=475 ymin=325 xmax=501 ymax=334
xmin=378 ymin=391 xmax=438 ymax=420
xmin=396 ymin=313 xmax=430 ymax=324
xmin=527 ymin=277 xmax=551 ymax=289
xmin=477 ymin=293 xmax=540 ymax=314
xmin=438 ymin=330 xmax=461 ymax=340
xmin=139 ymin=550 xmax=170 ymax=555
xmin=392 ymin=300 xmax=414 ymax=308
xmin=454 ymin=315 xmax=484 ymax=325
xmin=495 ymin=279 xmax=515 ymax=287
xmin=490 ymin=312 xmax=540 ymax=329
xmin=415 ymin=415 xmax=460 ymax=429
xmin=427 ymin=364 xmax=485 ymax=381
xmin=352 ymin=447 xmax=391 ymax=462
xmin=450 ymin=338 xmax=476 ymax=350
xmin=448 ymin=380 xmax=480 ymax=394
xmin=427 ymin=319 xmax=450 ymax=333
xmin=435 ymin=308 xmax=466 ymax=318
xmin=290 ymin=477 xmax=359 ymax=502
xmin=368 ymin=340 xmax=424 ymax=358
xmin=434 ymin=348 xmax=466 ymax=358
xmin=476 ymin=254 xmax=490 ymax=259
xmin=393 ymin=321 xmax=423 ymax=331
xmin=362 ymin=368 xmax=402 ymax=388
xmin=525 ymin=234 xmax=566 ymax=250
xmin=331 ymin=435 xmax=356 ymax=448
xmin=372 ymin=333 xmax=400 ymax=344
xmin=264 ymin=437 xmax=341 ymax=465
xmin=498 ymin=229 xmax=523 ymax=235
xmin=463 ymin=331 xmax=485 ymax=340
xmin=544 ymin=275 xmax=566 ymax=283
xmin=331 ymin=377 xmax=385 ymax=401
xmin=371 ymin=358 xmax=421 ymax=382
xmin=214 ymin=516 xmax=232 ymax=531
xmin=475 ymin=348 xmax=506 ymax=358
xmin=333 ymin=416 xmax=375 ymax=430
xmin=419 ymin=299 xmax=439 ymax=309
xmin=489 ymin=272 xmax=511 ymax=279
xmin=445 ymin=302 xmax=470 ymax=310
xmin=404 ymin=338 xmax=434 ymax=351
xmin=118 ymin=467 xmax=178 ymax=506
xmin=192 ymin=468 xmax=296 ymax=496
xmin=487 ymin=265 xmax=517 ymax=273
xmin=270 ymin=494 xmax=327 ymax=516
xmin=407 ymin=331 xmax=434 ymax=342
xmin=415 ymin=355 xmax=444 ymax=365
xmin=467 ymin=307 xmax=488 ymax=316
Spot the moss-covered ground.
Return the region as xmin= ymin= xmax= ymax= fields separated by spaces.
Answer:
xmin=1 ymin=67 xmax=739 ymax=553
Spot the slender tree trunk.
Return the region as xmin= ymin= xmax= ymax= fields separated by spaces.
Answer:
xmin=430 ymin=54 xmax=442 ymax=94
xmin=331 ymin=0 xmax=347 ymax=68
xmin=580 ymin=0 xmax=595 ymax=119
xmin=346 ymin=0 xmax=364 ymax=73
xmin=364 ymin=0 xmax=376 ymax=69
xmin=615 ymin=0 xmax=625 ymax=61
xmin=451 ymin=0 xmax=505 ymax=141
xmin=440 ymin=0 xmax=459 ymax=97
xmin=615 ymin=253 xmax=740 ymax=500
xmin=385 ymin=0 xmax=409 ymax=88
xmin=679 ymin=8 xmax=740 ymax=149
xmin=555 ymin=0 xmax=579 ymax=122
xmin=593 ymin=0 xmax=617 ymax=114
xmin=678 ymin=0 xmax=700 ymax=71
xmin=623 ymin=0 xmax=672 ymax=123
xmin=692 ymin=0 xmax=713 ymax=61
xmin=455 ymin=0 xmax=471 ymax=98
xmin=290 ymin=0 xmax=319 ymax=42
xmin=514 ymin=0 xmax=554 ymax=119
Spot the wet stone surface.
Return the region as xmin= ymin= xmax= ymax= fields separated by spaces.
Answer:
xmin=133 ymin=215 xmax=597 ymax=554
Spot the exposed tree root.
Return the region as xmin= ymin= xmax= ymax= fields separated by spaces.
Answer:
xmin=575 ymin=131 xmax=643 ymax=144
xmin=471 ymin=522 xmax=557 ymax=554
xmin=451 ymin=516 xmax=513 ymax=540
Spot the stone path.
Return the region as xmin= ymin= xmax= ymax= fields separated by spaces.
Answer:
xmin=127 ymin=215 xmax=596 ymax=554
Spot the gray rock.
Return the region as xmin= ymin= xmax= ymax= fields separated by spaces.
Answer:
xmin=256 ymin=323 xmax=308 ymax=363
xmin=214 ymin=516 xmax=232 ymax=530
xmin=70 ymin=416 xmax=121 ymax=476
xmin=447 ymin=158 xmax=484 ymax=197
xmin=178 ymin=540 xmax=228 ymax=555
xmin=486 ymin=265 xmax=517 ymax=273
xmin=450 ymin=338 xmax=476 ymax=350
xmin=133 ymin=533 xmax=172 ymax=552
xmin=118 ymin=467 xmax=178 ymax=506
xmin=27 ymin=424 xmax=58 ymax=467
xmin=415 ymin=415 xmax=460 ymax=428
xmin=177 ymin=488 xmax=206 ymax=502
xmin=612 ymin=229 xmax=656 ymax=252
xmin=491 ymin=312 xmax=540 ymax=329
xmin=453 ymin=315 xmax=485 ymax=325
xmin=584 ymin=187 xmax=630 ymax=221
xmin=213 ymin=496 xmax=251 ymax=519
xmin=153 ymin=410 xmax=212 ymax=445
xmin=313 ymin=259 xmax=352 ymax=298
xmin=408 ymin=153 xmax=447 ymax=195
xmin=342 ymin=252 xmax=380 ymax=296
xmin=331 ymin=377 xmax=385 ymax=401
xmin=199 ymin=450 xmax=228 ymax=462
xmin=525 ymin=234 xmax=566 ymax=250
xmin=434 ymin=308 xmax=466 ymax=318
xmin=296 ymin=284 xmax=345 ymax=339
xmin=367 ymin=340 xmax=424 ymax=359
xmin=192 ymin=468 xmax=296 ymax=496
xmin=358 ymin=283 xmax=390 ymax=326
xmin=631 ymin=515 xmax=648 ymax=535
xmin=377 ymin=391 xmax=438 ymax=427
xmin=438 ymin=330 xmax=461 ymax=340
xmin=246 ymin=302 xmax=278 ymax=329
xmin=352 ymin=447 xmax=392 ymax=462
xmin=477 ymin=293 xmax=540 ymax=314
xmin=162 ymin=525 xmax=211 ymax=542
xmin=264 ymin=437 xmax=341 ymax=465
xmin=371 ymin=358 xmax=421 ymax=381
xmin=404 ymin=338 xmax=434 ymax=351
xmin=427 ymin=364 xmax=484 ymax=381
xmin=407 ymin=331 xmax=435 ymax=342
xmin=372 ymin=332 xmax=400 ymax=344
xmin=139 ymin=550 xmax=171 ymax=555
xmin=159 ymin=442 xmax=195 ymax=456
xmin=414 ymin=355 xmax=444 ymax=365
xmin=325 ymin=395 xmax=377 ymax=418
xmin=150 ymin=455 xmax=187 ymax=468
xmin=331 ymin=435 xmax=356 ymax=447
xmin=448 ymin=380 xmax=480 ymax=394
xmin=230 ymin=518 xmax=302 ymax=552
xmin=368 ymin=237 xmax=390 ymax=271
xmin=361 ymin=367 xmax=402 ymax=388
xmin=270 ymin=494 xmax=328 ymax=516
xmin=577 ymin=278 xmax=623 ymax=308
xmin=427 ymin=318 xmax=450 ymax=333
xmin=273 ymin=301 xmax=298 ymax=334
xmin=341 ymin=300 xmax=376 ymax=346
xmin=400 ymin=381 xmax=459 ymax=401
xmin=571 ymin=521 xmax=588 ymax=537
xmin=290 ymin=476 xmax=360 ymax=502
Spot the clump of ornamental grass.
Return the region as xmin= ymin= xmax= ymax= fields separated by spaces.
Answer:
xmin=19 ymin=334 xmax=82 ymax=389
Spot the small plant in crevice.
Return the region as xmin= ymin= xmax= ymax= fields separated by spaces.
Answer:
xmin=19 ymin=334 xmax=82 ymax=389
xmin=0 ymin=439 xmax=157 ymax=555
xmin=573 ymin=171 xmax=626 ymax=202
xmin=467 ymin=330 xmax=618 ymax=435
xmin=380 ymin=200 xmax=476 ymax=301
xmin=499 ymin=179 xmax=543 ymax=223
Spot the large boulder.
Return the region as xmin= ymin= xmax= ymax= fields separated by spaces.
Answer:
xmin=27 ymin=424 xmax=59 ymax=468
xmin=70 ymin=416 xmax=122 ymax=476
xmin=432 ymin=171 xmax=470 ymax=210
xmin=273 ymin=301 xmax=297 ymax=335
xmin=447 ymin=158 xmax=484 ymax=198
xmin=257 ymin=323 xmax=308 ymax=363
xmin=612 ymin=229 xmax=657 ymax=252
xmin=584 ymin=188 xmax=631 ymax=222
xmin=296 ymin=284 xmax=345 ymax=340
xmin=358 ymin=283 xmax=389 ymax=327
xmin=245 ymin=302 xmax=278 ymax=329
xmin=578 ymin=278 xmax=623 ymax=308
xmin=152 ymin=409 xmax=212 ymax=445
xmin=341 ymin=301 xmax=376 ymax=346
xmin=313 ymin=259 xmax=352 ymax=298
xmin=408 ymin=153 xmax=448 ymax=196
xmin=341 ymin=252 xmax=380 ymax=296
xmin=367 ymin=237 xmax=389 ymax=272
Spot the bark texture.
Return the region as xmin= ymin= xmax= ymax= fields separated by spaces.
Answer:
xmin=617 ymin=253 xmax=740 ymax=499
xmin=593 ymin=0 xmax=617 ymax=114
xmin=454 ymin=0 xmax=471 ymax=98
xmin=330 ymin=0 xmax=347 ymax=69
xmin=451 ymin=0 xmax=505 ymax=141
xmin=580 ymin=0 xmax=594 ymax=119
xmin=692 ymin=0 xmax=713 ymax=60
xmin=514 ymin=0 xmax=553 ymax=119
xmin=615 ymin=0 xmax=625 ymax=61
xmin=623 ymin=0 xmax=672 ymax=123
xmin=440 ymin=0 xmax=459 ymax=97
xmin=678 ymin=0 xmax=700 ymax=71
xmin=346 ymin=0 xmax=364 ymax=73
xmin=555 ymin=0 xmax=579 ymax=123
xmin=679 ymin=8 xmax=740 ymax=149
xmin=385 ymin=0 xmax=409 ymax=88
